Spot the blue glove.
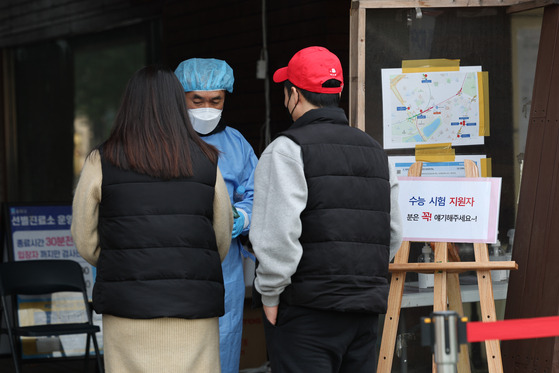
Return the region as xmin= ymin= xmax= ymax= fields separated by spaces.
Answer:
xmin=232 ymin=210 xmax=245 ymax=238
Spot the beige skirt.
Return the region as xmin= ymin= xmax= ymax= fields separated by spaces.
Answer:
xmin=102 ymin=314 xmax=221 ymax=373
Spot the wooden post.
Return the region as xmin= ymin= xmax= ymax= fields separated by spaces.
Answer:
xmin=466 ymin=161 xmax=504 ymax=372
xmin=349 ymin=3 xmax=366 ymax=130
xmin=447 ymin=243 xmax=472 ymax=373
xmin=377 ymin=162 xmax=423 ymax=372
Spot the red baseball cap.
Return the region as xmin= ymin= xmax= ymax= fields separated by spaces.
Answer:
xmin=273 ymin=46 xmax=343 ymax=94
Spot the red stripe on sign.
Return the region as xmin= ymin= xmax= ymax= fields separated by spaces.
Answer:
xmin=467 ymin=315 xmax=559 ymax=343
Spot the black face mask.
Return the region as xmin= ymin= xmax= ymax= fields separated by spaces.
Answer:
xmin=285 ymin=89 xmax=299 ymax=122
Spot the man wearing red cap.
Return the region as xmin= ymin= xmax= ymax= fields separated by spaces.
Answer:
xmin=249 ymin=46 xmax=403 ymax=372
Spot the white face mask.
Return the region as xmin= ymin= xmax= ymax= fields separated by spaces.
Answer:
xmin=188 ymin=108 xmax=222 ymax=135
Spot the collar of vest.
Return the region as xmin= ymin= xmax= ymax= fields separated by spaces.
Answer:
xmin=290 ymin=107 xmax=349 ymax=130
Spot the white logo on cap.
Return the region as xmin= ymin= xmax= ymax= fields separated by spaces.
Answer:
xmin=329 ymin=68 xmax=337 ymax=76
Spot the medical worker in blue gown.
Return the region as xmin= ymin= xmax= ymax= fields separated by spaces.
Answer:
xmin=175 ymin=58 xmax=258 ymax=373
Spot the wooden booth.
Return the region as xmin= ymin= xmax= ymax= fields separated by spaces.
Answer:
xmin=349 ymin=1 xmax=559 ymax=372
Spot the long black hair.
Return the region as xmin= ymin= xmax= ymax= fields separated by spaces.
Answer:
xmin=103 ymin=65 xmax=218 ymax=179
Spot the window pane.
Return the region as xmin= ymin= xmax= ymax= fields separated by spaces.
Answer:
xmin=73 ymin=37 xmax=145 ymax=179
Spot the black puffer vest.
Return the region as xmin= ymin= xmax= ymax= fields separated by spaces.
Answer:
xmin=279 ymin=107 xmax=391 ymax=314
xmin=93 ymin=146 xmax=224 ymax=319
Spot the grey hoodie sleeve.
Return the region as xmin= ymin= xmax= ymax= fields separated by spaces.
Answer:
xmin=250 ymin=137 xmax=307 ymax=308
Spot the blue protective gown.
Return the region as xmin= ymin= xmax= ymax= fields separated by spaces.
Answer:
xmin=202 ymin=126 xmax=258 ymax=373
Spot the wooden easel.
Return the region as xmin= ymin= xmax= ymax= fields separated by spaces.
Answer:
xmin=377 ymin=160 xmax=518 ymax=373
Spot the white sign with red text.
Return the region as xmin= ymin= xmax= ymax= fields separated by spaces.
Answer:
xmin=398 ymin=177 xmax=501 ymax=243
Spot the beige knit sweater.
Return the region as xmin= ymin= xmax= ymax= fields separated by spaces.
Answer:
xmin=71 ymin=150 xmax=233 ymax=373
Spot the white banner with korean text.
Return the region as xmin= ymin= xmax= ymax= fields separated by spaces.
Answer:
xmin=398 ymin=177 xmax=501 ymax=243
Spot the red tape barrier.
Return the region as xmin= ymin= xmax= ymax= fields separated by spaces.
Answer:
xmin=467 ymin=315 xmax=559 ymax=343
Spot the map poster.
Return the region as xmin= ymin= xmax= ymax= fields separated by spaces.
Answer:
xmin=398 ymin=177 xmax=501 ymax=243
xmin=381 ymin=66 xmax=485 ymax=149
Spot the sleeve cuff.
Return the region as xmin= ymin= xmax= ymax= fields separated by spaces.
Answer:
xmin=260 ymin=294 xmax=280 ymax=307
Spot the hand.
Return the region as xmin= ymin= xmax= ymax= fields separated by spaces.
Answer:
xmin=232 ymin=212 xmax=245 ymax=238
xmin=263 ymin=305 xmax=278 ymax=325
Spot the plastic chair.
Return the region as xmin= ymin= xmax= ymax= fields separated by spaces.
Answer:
xmin=0 ymin=259 xmax=103 ymax=373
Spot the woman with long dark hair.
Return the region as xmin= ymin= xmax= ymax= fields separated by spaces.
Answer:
xmin=72 ymin=65 xmax=232 ymax=372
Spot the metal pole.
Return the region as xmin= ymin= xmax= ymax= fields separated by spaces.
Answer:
xmin=431 ymin=311 xmax=459 ymax=373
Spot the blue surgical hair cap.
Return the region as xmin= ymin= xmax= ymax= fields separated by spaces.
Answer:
xmin=174 ymin=58 xmax=234 ymax=93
